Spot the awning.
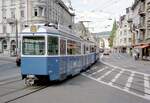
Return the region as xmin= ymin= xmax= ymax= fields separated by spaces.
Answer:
xmin=134 ymin=45 xmax=150 ymax=48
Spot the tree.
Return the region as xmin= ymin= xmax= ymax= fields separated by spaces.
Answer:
xmin=109 ymin=20 xmax=117 ymax=47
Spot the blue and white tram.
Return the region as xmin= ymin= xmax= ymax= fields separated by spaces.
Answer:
xmin=20 ymin=24 xmax=99 ymax=85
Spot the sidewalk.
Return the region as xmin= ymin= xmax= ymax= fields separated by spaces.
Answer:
xmin=0 ymin=53 xmax=16 ymax=62
xmin=107 ymin=53 xmax=150 ymax=74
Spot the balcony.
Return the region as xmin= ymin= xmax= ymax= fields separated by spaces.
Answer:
xmin=127 ymin=18 xmax=132 ymax=23
xmin=138 ymin=8 xmax=146 ymax=16
xmin=147 ymin=21 xmax=150 ymax=29
xmin=138 ymin=23 xmax=146 ymax=30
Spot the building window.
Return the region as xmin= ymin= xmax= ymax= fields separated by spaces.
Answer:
xmin=2 ymin=9 xmax=7 ymax=19
xmin=34 ymin=8 xmax=38 ymax=16
xmin=11 ymin=9 xmax=15 ymax=18
xmin=120 ymin=31 xmax=122 ymax=36
xmin=124 ymin=30 xmax=127 ymax=36
xmin=20 ymin=0 xmax=25 ymax=4
xmin=39 ymin=7 xmax=43 ymax=16
xmin=3 ymin=25 xmax=6 ymax=33
xmin=124 ymin=38 xmax=127 ymax=43
xmin=48 ymin=36 xmax=58 ymax=55
xmin=129 ymin=38 xmax=132 ymax=42
xmin=11 ymin=0 xmax=15 ymax=5
xmin=11 ymin=25 xmax=15 ymax=33
xmin=33 ymin=7 xmax=46 ymax=17
xmin=2 ymin=40 xmax=7 ymax=50
xmin=20 ymin=24 xmax=24 ymax=31
xmin=20 ymin=10 xmax=24 ymax=17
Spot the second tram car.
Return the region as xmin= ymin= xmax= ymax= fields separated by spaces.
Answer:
xmin=20 ymin=24 xmax=99 ymax=85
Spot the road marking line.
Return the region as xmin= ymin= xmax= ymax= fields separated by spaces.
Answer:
xmin=124 ymin=72 xmax=134 ymax=91
xmin=82 ymin=73 xmax=150 ymax=101
xmin=87 ymin=69 xmax=90 ymax=72
xmin=92 ymin=67 xmax=97 ymax=70
xmin=89 ymin=67 xmax=108 ymax=76
xmin=100 ymin=55 xmax=150 ymax=77
xmin=97 ymin=69 xmax=114 ymax=81
xmin=144 ymin=74 xmax=150 ymax=98
xmin=109 ymin=70 xmax=124 ymax=85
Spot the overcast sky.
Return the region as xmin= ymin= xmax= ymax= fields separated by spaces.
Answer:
xmin=70 ymin=0 xmax=134 ymax=33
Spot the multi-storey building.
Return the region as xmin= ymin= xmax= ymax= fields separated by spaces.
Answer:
xmin=131 ymin=0 xmax=150 ymax=59
xmin=113 ymin=8 xmax=132 ymax=54
xmin=74 ymin=21 xmax=88 ymax=40
xmin=0 ymin=0 xmax=74 ymax=56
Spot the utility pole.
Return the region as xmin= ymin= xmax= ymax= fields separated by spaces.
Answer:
xmin=15 ymin=19 xmax=18 ymax=55
xmin=7 ymin=18 xmax=18 ymax=56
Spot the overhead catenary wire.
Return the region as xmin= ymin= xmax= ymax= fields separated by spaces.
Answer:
xmin=76 ymin=0 xmax=125 ymax=20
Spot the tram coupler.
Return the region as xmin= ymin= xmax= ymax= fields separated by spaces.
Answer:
xmin=25 ymin=75 xmax=38 ymax=86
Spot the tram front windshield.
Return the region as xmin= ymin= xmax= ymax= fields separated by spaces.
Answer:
xmin=22 ymin=36 xmax=45 ymax=55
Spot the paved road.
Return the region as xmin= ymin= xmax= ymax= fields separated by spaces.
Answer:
xmin=101 ymin=53 xmax=150 ymax=74
xmin=0 ymin=56 xmax=20 ymax=80
xmin=6 ymin=73 xmax=150 ymax=103
xmin=0 ymin=54 xmax=150 ymax=103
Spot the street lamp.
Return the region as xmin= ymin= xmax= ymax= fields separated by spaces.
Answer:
xmin=7 ymin=18 xmax=18 ymax=56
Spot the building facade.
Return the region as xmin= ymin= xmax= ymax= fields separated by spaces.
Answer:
xmin=0 ymin=0 xmax=74 ymax=56
xmin=131 ymin=0 xmax=150 ymax=59
xmin=113 ymin=8 xmax=132 ymax=54
xmin=93 ymin=32 xmax=110 ymax=49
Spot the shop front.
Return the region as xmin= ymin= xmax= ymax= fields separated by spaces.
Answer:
xmin=134 ymin=43 xmax=150 ymax=60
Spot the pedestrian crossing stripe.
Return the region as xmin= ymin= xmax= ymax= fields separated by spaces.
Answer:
xmin=82 ymin=62 xmax=150 ymax=101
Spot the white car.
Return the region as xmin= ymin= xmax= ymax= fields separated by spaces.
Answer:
xmin=103 ymin=50 xmax=110 ymax=55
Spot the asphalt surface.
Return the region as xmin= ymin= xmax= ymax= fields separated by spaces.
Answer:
xmin=0 ymin=54 xmax=150 ymax=103
xmin=0 ymin=56 xmax=20 ymax=81
xmin=102 ymin=53 xmax=150 ymax=74
xmin=6 ymin=74 xmax=150 ymax=103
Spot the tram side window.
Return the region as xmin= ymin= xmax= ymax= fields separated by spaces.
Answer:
xmin=60 ymin=39 xmax=66 ymax=55
xmin=84 ymin=45 xmax=86 ymax=54
xmin=76 ymin=42 xmax=81 ymax=54
xmin=90 ymin=45 xmax=95 ymax=53
xmin=48 ymin=36 xmax=58 ymax=55
xmin=86 ymin=45 xmax=90 ymax=54
xmin=67 ymin=40 xmax=76 ymax=55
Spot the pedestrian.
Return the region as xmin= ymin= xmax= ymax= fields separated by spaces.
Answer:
xmin=133 ymin=49 xmax=138 ymax=60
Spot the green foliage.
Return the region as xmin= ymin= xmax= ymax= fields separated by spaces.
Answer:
xmin=109 ymin=20 xmax=117 ymax=47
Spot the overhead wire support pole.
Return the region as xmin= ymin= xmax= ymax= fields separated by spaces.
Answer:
xmin=15 ymin=19 xmax=18 ymax=55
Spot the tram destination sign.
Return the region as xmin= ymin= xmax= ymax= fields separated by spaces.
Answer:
xmin=30 ymin=25 xmax=37 ymax=33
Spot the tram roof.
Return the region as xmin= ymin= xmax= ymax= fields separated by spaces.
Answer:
xmin=21 ymin=26 xmax=60 ymax=35
xmin=20 ymin=25 xmax=83 ymax=41
xmin=20 ymin=25 xmax=97 ymax=44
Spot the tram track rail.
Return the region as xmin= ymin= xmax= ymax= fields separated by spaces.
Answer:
xmin=0 ymin=76 xmax=21 ymax=86
xmin=4 ymin=86 xmax=48 ymax=103
xmin=0 ymin=81 xmax=49 ymax=103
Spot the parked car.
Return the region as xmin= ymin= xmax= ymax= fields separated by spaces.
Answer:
xmin=99 ymin=48 xmax=104 ymax=53
xmin=103 ymin=50 xmax=110 ymax=55
xmin=16 ymin=55 xmax=21 ymax=67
